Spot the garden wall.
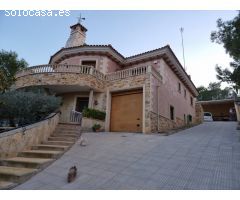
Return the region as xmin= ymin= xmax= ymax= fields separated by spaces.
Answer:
xmin=0 ymin=113 xmax=60 ymax=158
xmin=81 ymin=117 xmax=105 ymax=132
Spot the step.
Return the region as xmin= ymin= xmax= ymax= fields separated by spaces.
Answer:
xmin=18 ymin=150 xmax=63 ymax=159
xmin=56 ymin=125 xmax=80 ymax=129
xmin=0 ymin=166 xmax=37 ymax=183
xmin=0 ymin=157 xmax=53 ymax=169
xmin=56 ymin=128 xmax=80 ymax=131
xmin=42 ymin=141 xmax=74 ymax=146
xmin=48 ymin=136 xmax=76 ymax=142
xmin=32 ymin=144 xmax=69 ymax=151
xmin=52 ymin=133 xmax=78 ymax=138
xmin=54 ymin=129 xmax=80 ymax=134
xmin=58 ymin=123 xmax=81 ymax=128
xmin=0 ymin=181 xmax=17 ymax=190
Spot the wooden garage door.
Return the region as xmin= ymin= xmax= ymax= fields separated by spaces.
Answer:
xmin=110 ymin=89 xmax=143 ymax=132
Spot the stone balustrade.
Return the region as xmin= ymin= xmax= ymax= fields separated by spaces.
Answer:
xmin=16 ymin=65 xmax=162 ymax=82
xmin=16 ymin=64 xmax=93 ymax=78
xmin=106 ymin=66 xmax=148 ymax=81
xmin=15 ymin=65 xmax=162 ymax=93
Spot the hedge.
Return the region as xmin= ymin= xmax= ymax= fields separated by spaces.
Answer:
xmin=82 ymin=108 xmax=106 ymax=121
xmin=0 ymin=91 xmax=61 ymax=126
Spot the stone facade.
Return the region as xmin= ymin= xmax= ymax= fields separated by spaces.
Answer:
xmin=0 ymin=113 xmax=60 ymax=158
xmin=195 ymin=102 xmax=204 ymax=124
xmin=15 ymin=73 xmax=105 ymax=92
xmin=14 ymin=63 xmax=198 ymax=133
xmin=92 ymin=92 xmax=106 ymax=111
xmin=14 ymin=23 xmax=199 ymax=134
xmin=150 ymin=112 xmax=187 ymax=133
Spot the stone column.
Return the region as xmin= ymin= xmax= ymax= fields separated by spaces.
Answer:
xmin=89 ymin=90 xmax=94 ymax=108
xmin=105 ymin=89 xmax=111 ymax=132
xmin=143 ymin=74 xmax=152 ymax=134
xmin=235 ymin=101 xmax=240 ymax=122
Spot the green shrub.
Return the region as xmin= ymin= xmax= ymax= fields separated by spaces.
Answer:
xmin=82 ymin=108 xmax=106 ymax=121
xmin=0 ymin=91 xmax=61 ymax=126
xmin=92 ymin=123 xmax=101 ymax=132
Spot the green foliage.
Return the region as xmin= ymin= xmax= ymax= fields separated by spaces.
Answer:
xmin=82 ymin=108 xmax=106 ymax=121
xmin=0 ymin=91 xmax=61 ymax=126
xmin=0 ymin=50 xmax=28 ymax=93
xmin=211 ymin=11 xmax=240 ymax=93
xmin=197 ymin=82 xmax=231 ymax=101
xmin=92 ymin=123 xmax=101 ymax=132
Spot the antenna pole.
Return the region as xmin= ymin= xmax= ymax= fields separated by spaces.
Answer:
xmin=77 ymin=13 xmax=85 ymax=25
xmin=180 ymin=27 xmax=186 ymax=71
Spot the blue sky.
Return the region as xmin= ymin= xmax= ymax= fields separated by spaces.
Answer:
xmin=0 ymin=10 xmax=237 ymax=88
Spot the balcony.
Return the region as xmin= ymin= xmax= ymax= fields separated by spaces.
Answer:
xmin=15 ymin=64 xmax=162 ymax=93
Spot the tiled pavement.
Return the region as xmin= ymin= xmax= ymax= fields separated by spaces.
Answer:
xmin=15 ymin=122 xmax=240 ymax=190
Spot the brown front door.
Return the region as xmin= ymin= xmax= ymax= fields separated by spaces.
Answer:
xmin=110 ymin=89 xmax=143 ymax=132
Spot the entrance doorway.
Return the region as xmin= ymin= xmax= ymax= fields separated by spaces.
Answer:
xmin=75 ymin=97 xmax=89 ymax=112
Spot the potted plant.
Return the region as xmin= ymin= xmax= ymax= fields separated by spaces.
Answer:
xmin=92 ymin=123 xmax=101 ymax=132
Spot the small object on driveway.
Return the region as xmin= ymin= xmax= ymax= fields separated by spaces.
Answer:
xmin=67 ymin=166 xmax=77 ymax=183
xmin=79 ymin=136 xmax=88 ymax=146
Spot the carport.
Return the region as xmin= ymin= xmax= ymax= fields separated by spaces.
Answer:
xmin=199 ymin=99 xmax=237 ymax=121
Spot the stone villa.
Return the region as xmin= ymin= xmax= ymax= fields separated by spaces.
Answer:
xmin=15 ymin=22 xmax=199 ymax=133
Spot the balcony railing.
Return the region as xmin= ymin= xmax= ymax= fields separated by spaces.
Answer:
xmin=16 ymin=64 xmax=161 ymax=82
xmin=16 ymin=64 xmax=95 ymax=77
xmin=106 ymin=66 xmax=148 ymax=81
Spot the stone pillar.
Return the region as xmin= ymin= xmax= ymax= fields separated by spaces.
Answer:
xmin=142 ymin=84 xmax=146 ymax=133
xmin=89 ymin=90 xmax=94 ymax=108
xmin=105 ymin=89 xmax=111 ymax=132
xmin=195 ymin=103 xmax=204 ymax=124
xmin=235 ymin=101 xmax=240 ymax=122
xmin=143 ymin=74 xmax=152 ymax=134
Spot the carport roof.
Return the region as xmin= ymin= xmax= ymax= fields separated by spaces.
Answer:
xmin=198 ymin=99 xmax=235 ymax=105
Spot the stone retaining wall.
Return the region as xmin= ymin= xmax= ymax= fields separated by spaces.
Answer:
xmin=150 ymin=112 xmax=193 ymax=133
xmin=150 ymin=112 xmax=177 ymax=132
xmin=81 ymin=117 xmax=105 ymax=132
xmin=0 ymin=113 xmax=60 ymax=158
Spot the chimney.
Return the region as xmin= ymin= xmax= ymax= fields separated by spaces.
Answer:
xmin=65 ymin=23 xmax=87 ymax=48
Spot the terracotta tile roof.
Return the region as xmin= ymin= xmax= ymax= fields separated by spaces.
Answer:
xmin=49 ymin=44 xmax=169 ymax=63
xmin=125 ymin=45 xmax=169 ymax=59
xmin=49 ymin=44 xmax=125 ymax=63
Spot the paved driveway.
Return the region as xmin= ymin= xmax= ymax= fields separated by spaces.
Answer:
xmin=15 ymin=122 xmax=240 ymax=190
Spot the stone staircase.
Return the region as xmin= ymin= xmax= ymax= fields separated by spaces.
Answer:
xmin=0 ymin=123 xmax=81 ymax=189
